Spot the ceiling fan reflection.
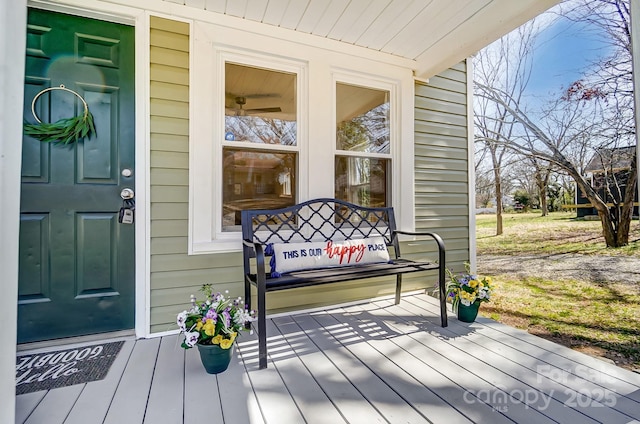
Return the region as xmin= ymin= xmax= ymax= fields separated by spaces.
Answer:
xmin=231 ymin=96 xmax=281 ymax=116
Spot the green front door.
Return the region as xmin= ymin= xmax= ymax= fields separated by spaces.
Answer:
xmin=18 ymin=9 xmax=136 ymax=343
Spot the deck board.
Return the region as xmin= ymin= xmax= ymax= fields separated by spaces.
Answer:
xmin=404 ymin=295 xmax=640 ymax=423
xmin=239 ymin=327 xmax=306 ymax=424
xmin=265 ymin=318 xmax=348 ymax=424
xmin=15 ymin=391 xmax=46 ymax=424
xmin=217 ymin=344 xmax=265 ymax=424
xmin=301 ymin=311 xmax=433 ymax=424
xmin=342 ymin=302 xmax=517 ymax=424
xmin=103 ymin=337 xmax=161 ymax=424
xmin=183 ymin=347 xmax=224 ymax=422
xmin=144 ymin=335 xmax=185 ymax=424
xmin=64 ymin=339 xmax=136 ymax=424
xmin=24 ymin=385 xmax=83 ymax=424
xmin=15 ymin=293 xmax=640 ymax=424
xmin=359 ymin=301 xmax=599 ymax=424
xmin=272 ymin=315 xmax=387 ymax=424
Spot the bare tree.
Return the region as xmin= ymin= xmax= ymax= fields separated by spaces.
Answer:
xmin=474 ymin=157 xmax=497 ymax=209
xmin=477 ymin=80 xmax=636 ymax=247
xmin=474 ymin=0 xmax=637 ymax=247
xmin=559 ymin=0 xmax=634 ymax=137
xmin=474 ymin=21 xmax=542 ymax=234
xmin=531 ymin=158 xmax=555 ymax=215
xmin=556 ymin=0 xmax=636 ymax=244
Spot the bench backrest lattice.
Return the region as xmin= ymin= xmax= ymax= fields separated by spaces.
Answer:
xmin=242 ymin=198 xmax=399 ymax=256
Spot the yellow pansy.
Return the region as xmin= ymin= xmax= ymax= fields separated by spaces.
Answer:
xmin=462 ymin=292 xmax=475 ymax=301
xmin=203 ymin=319 xmax=216 ymax=336
xmin=196 ymin=321 xmax=204 ymax=331
xmin=469 ymin=279 xmax=479 ymax=288
xmin=220 ymin=338 xmax=233 ymax=349
xmin=212 ymin=335 xmax=223 ymax=345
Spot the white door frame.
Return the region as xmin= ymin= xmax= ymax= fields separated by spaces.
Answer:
xmin=22 ymin=0 xmax=151 ymax=339
xmin=1 ymin=2 xmax=27 ymax=422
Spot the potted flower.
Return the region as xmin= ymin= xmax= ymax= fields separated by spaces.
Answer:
xmin=445 ymin=266 xmax=493 ymax=323
xmin=176 ymin=284 xmax=256 ymax=374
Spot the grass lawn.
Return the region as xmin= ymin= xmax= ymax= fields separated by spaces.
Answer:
xmin=476 ymin=211 xmax=640 ymax=371
xmin=477 ymin=211 xmax=640 ymax=256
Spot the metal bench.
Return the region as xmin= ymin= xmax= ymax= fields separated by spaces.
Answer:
xmin=241 ymin=198 xmax=447 ymax=369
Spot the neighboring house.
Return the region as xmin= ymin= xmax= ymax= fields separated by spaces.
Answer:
xmin=1 ymin=0 xmax=561 ymax=420
xmin=576 ymin=146 xmax=639 ymax=218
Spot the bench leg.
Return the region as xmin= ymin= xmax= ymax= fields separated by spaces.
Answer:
xmin=395 ymin=274 xmax=402 ymax=304
xmin=258 ymin=288 xmax=267 ymax=369
xmin=438 ymin=262 xmax=448 ymax=327
xmin=244 ymin=278 xmax=252 ymax=329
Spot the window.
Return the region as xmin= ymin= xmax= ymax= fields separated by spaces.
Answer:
xmin=190 ymin=22 xmax=415 ymax=253
xmin=335 ymin=82 xmax=391 ymax=207
xmin=221 ymin=62 xmax=298 ymax=231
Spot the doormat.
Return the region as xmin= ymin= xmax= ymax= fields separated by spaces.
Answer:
xmin=16 ymin=340 xmax=124 ymax=395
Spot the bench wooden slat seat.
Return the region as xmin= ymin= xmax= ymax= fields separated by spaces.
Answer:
xmin=241 ymin=198 xmax=447 ymax=369
xmin=246 ymin=259 xmax=442 ymax=291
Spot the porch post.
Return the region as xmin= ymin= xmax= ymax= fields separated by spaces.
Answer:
xmin=632 ymin=0 xmax=640 ymax=228
xmin=0 ymin=0 xmax=27 ymax=422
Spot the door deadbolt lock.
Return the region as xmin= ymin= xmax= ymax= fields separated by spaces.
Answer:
xmin=120 ymin=188 xmax=135 ymax=199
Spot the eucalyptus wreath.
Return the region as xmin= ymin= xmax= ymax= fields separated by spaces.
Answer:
xmin=23 ymin=85 xmax=97 ymax=145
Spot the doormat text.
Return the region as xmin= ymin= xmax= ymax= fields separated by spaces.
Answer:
xmin=16 ymin=340 xmax=124 ymax=395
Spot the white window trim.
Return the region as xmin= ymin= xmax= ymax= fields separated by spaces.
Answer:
xmin=331 ymin=69 xmax=415 ymax=229
xmin=332 ymin=72 xmax=396 ymax=207
xmin=216 ymin=52 xmax=306 ymax=235
xmin=189 ymin=22 xmax=415 ymax=255
xmin=190 ymin=34 xmax=308 ymax=254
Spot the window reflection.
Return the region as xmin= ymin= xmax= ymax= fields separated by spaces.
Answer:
xmin=335 ymin=156 xmax=389 ymax=208
xmin=335 ymin=82 xmax=391 ymax=207
xmin=222 ymin=148 xmax=297 ymax=230
xmin=222 ymin=62 xmax=298 ymax=231
xmin=336 ymin=83 xmax=389 ymax=153
xmin=224 ymin=63 xmax=297 ymax=145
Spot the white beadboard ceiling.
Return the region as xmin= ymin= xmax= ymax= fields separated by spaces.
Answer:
xmin=165 ymin=0 xmax=560 ymax=79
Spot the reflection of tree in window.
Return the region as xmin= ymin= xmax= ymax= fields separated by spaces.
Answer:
xmin=222 ymin=62 xmax=298 ymax=230
xmin=336 ymin=103 xmax=389 ymax=153
xmin=225 ymin=116 xmax=297 ymax=145
xmin=335 ymin=82 xmax=391 ymax=207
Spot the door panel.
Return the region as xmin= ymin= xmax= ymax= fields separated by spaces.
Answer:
xmin=18 ymin=214 xmax=51 ymax=302
xmin=18 ymin=9 xmax=135 ymax=343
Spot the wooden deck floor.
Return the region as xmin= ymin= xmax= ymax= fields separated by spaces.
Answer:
xmin=16 ymin=293 xmax=640 ymax=424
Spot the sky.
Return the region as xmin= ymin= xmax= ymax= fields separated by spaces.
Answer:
xmin=526 ymin=13 xmax=612 ymax=98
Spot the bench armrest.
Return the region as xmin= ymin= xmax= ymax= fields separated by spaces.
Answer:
xmin=242 ymin=238 xmax=257 ymax=251
xmin=392 ymin=230 xmax=446 ymax=322
xmin=392 ymin=230 xmax=445 ymax=252
xmin=243 ymin=239 xmax=267 ymax=279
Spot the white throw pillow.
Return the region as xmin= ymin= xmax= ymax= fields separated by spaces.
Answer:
xmin=271 ymin=237 xmax=390 ymax=275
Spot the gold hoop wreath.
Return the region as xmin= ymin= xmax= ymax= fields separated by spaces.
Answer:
xmin=23 ymin=84 xmax=96 ymax=145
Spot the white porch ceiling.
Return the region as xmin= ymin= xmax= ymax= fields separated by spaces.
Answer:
xmin=165 ymin=0 xmax=560 ymax=79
